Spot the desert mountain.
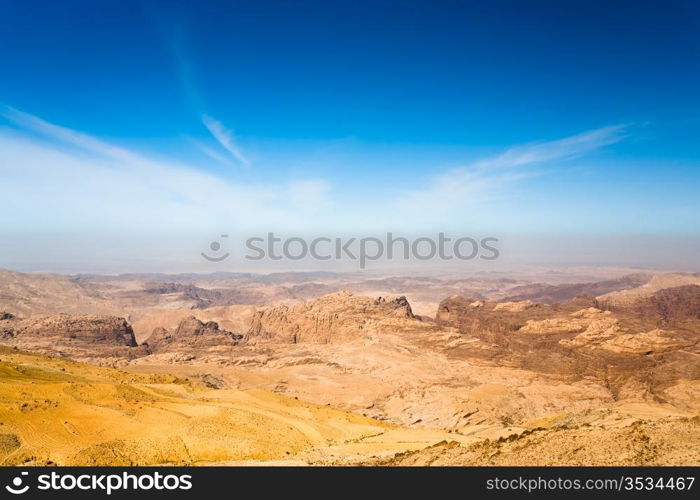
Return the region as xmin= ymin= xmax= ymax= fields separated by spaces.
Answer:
xmin=502 ymin=273 xmax=652 ymax=303
xmin=0 ymin=313 xmax=148 ymax=363
xmin=607 ymin=284 xmax=700 ymax=323
xmin=1 ymin=267 xmax=657 ymax=322
xmin=597 ymin=273 xmax=700 ymax=306
xmin=245 ymin=291 xmax=420 ymax=343
xmin=435 ymin=295 xmax=700 ymax=409
xmin=0 ymin=270 xmax=698 ymax=465
xmin=144 ymin=316 xmax=243 ymax=353
xmin=0 ymin=269 xmax=115 ymax=316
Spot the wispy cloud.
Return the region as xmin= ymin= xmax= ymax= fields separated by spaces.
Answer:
xmin=150 ymin=16 xmax=251 ymax=169
xmin=392 ymin=125 xmax=629 ymax=223
xmin=185 ymin=135 xmax=235 ymax=167
xmin=0 ymin=106 xmax=634 ymax=246
xmin=0 ymin=104 xmax=139 ymax=163
xmin=473 ymin=125 xmax=629 ymax=171
xmin=201 ymin=114 xmax=250 ymax=167
xmin=0 ymin=106 xmax=329 ymax=235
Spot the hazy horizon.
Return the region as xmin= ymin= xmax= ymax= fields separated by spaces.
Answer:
xmin=2 ymin=231 xmax=699 ymax=275
xmin=2 ymin=1 xmax=699 ymax=273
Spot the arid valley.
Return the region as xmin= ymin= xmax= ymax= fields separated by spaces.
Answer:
xmin=0 ymin=267 xmax=698 ymax=466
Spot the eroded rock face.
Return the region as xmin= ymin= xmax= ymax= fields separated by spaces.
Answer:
xmin=0 ymin=313 xmax=147 ymax=364
xmin=143 ymin=316 xmax=243 ymax=352
xmin=597 ymin=274 xmax=700 ymax=307
xmin=566 ymin=328 xmax=682 ymax=354
xmin=1 ymin=314 xmax=137 ymax=346
xmin=434 ymin=295 xmax=700 ymax=406
xmin=502 ymin=274 xmax=652 ymax=304
xmin=435 ymin=295 xmax=559 ymax=337
xmin=611 ymin=285 xmax=700 ymax=323
xmin=519 ymin=308 xmax=615 ymax=334
xmin=246 ymin=291 xmax=419 ymax=344
xmin=493 ymin=300 xmax=538 ymax=313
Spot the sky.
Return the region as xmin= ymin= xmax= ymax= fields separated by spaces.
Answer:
xmin=1 ymin=0 xmax=699 ymax=273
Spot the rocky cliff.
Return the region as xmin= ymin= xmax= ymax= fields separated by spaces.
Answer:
xmin=435 ymin=295 xmax=700 ymax=408
xmin=246 ymin=291 xmax=419 ymax=343
xmin=0 ymin=313 xmax=147 ymax=364
xmin=144 ymin=316 xmax=243 ymax=352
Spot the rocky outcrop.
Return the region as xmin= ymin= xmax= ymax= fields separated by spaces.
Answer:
xmin=143 ymin=316 xmax=243 ymax=352
xmin=493 ymin=300 xmax=538 ymax=313
xmin=564 ymin=328 xmax=682 ymax=354
xmin=524 ymin=317 xmax=682 ymax=358
xmin=502 ymin=274 xmax=652 ymax=304
xmin=597 ymin=274 xmax=700 ymax=307
xmin=435 ymin=296 xmax=555 ymax=337
xmin=145 ymin=327 xmax=171 ymax=346
xmin=246 ymin=291 xmax=419 ymax=344
xmin=0 ymin=314 xmax=137 ymax=345
xmin=610 ymin=285 xmax=700 ymax=323
xmin=519 ymin=308 xmax=615 ymax=334
xmin=0 ymin=313 xmax=147 ymax=364
xmin=435 ymin=295 xmax=700 ymax=404
xmin=142 ymin=282 xmax=266 ymax=309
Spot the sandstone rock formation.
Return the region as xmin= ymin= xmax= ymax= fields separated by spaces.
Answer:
xmin=0 ymin=313 xmax=147 ymax=363
xmin=15 ymin=315 xmax=136 ymax=345
xmin=608 ymin=285 xmax=700 ymax=323
xmin=518 ymin=308 xmax=615 ymax=334
xmin=143 ymin=316 xmax=243 ymax=352
xmin=142 ymin=282 xmax=266 ymax=309
xmin=503 ymin=274 xmax=652 ymax=304
xmin=597 ymin=273 xmax=700 ymax=307
xmin=493 ymin=300 xmax=538 ymax=312
xmin=435 ymin=295 xmax=700 ymax=409
xmin=435 ymin=295 xmax=564 ymax=335
xmin=245 ymin=291 xmax=419 ymax=344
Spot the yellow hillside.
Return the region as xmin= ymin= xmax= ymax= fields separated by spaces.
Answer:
xmin=0 ymin=346 xmax=472 ymax=465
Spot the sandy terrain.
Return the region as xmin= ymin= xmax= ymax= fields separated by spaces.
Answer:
xmin=1 ymin=268 xmax=699 ymax=466
xmin=0 ymin=346 xmax=491 ymax=465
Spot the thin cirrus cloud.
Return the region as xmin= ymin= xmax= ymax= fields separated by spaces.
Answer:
xmin=391 ymin=124 xmax=629 ymax=224
xmin=153 ymin=17 xmax=251 ymax=170
xmin=0 ymin=104 xmax=142 ymax=164
xmin=201 ymin=114 xmax=251 ymax=167
xmin=185 ymin=135 xmax=235 ymax=167
xmin=0 ymin=105 xmax=331 ymax=234
xmin=155 ymin=30 xmax=251 ymax=169
xmin=0 ymin=104 xmax=630 ymax=237
xmin=473 ymin=124 xmax=629 ymax=170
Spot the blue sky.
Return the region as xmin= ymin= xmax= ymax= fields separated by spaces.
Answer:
xmin=1 ymin=1 xmax=699 ymax=271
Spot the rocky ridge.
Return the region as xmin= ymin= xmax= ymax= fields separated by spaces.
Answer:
xmin=435 ymin=295 xmax=700 ymax=409
xmin=0 ymin=313 xmax=147 ymax=363
xmin=245 ymin=291 xmax=421 ymax=344
xmin=144 ymin=316 xmax=243 ymax=352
